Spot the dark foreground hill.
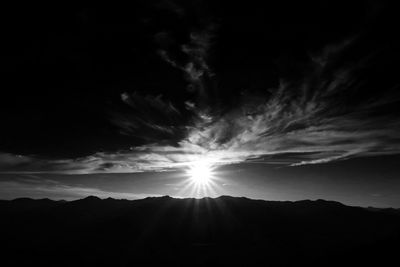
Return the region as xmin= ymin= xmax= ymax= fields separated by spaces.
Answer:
xmin=1 ymin=196 xmax=399 ymax=267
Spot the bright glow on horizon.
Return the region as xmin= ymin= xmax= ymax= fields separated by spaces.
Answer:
xmin=187 ymin=160 xmax=213 ymax=185
xmin=178 ymin=159 xmax=223 ymax=198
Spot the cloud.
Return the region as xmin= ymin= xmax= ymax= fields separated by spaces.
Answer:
xmin=0 ymin=176 xmax=161 ymax=200
xmin=155 ymin=0 xmax=186 ymax=17
xmin=157 ymin=23 xmax=216 ymax=102
xmin=2 ymin=29 xmax=400 ymax=174
xmin=152 ymin=36 xmax=400 ymax=169
xmin=0 ymin=153 xmax=33 ymax=166
xmin=110 ymin=92 xmax=184 ymax=142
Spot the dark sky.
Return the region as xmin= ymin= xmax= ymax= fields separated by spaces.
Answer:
xmin=1 ymin=1 xmax=400 ymax=207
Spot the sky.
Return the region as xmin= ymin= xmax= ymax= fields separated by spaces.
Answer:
xmin=1 ymin=1 xmax=400 ymax=207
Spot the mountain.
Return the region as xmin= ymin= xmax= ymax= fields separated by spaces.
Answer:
xmin=1 ymin=196 xmax=399 ymax=266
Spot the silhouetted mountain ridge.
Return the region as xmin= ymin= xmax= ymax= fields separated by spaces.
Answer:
xmin=1 ymin=196 xmax=399 ymax=266
xmin=0 ymin=194 xmax=391 ymax=207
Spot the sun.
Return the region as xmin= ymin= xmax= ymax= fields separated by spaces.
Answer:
xmin=179 ymin=159 xmax=223 ymax=198
xmin=187 ymin=160 xmax=214 ymax=185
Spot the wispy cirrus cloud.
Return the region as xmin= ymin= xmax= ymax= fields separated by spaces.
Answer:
xmin=157 ymin=23 xmax=216 ymax=102
xmin=110 ymin=92 xmax=183 ymax=141
xmin=1 ymin=27 xmax=400 ymax=174
xmin=148 ymin=35 xmax=400 ymax=169
xmin=171 ymin=38 xmax=400 ymax=167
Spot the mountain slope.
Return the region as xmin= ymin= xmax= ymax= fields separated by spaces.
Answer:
xmin=1 ymin=196 xmax=399 ymax=266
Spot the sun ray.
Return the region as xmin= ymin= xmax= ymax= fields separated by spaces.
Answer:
xmin=187 ymin=159 xmax=214 ymax=185
xmin=175 ymin=159 xmax=225 ymax=198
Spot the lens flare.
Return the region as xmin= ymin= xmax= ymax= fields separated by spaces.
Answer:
xmin=177 ymin=159 xmax=226 ymax=198
xmin=187 ymin=160 xmax=213 ymax=185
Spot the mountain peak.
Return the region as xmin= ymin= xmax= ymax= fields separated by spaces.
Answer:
xmin=81 ymin=195 xmax=102 ymax=201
